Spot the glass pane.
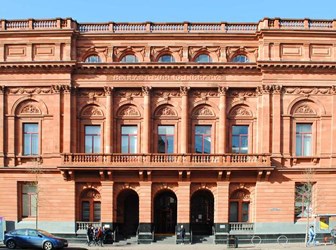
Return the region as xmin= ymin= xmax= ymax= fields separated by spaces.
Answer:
xmin=24 ymin=124 xmax=38 ymax=133
xmin=229 ymin=202 xmax=238 ymax=222
xmin=158 ymin=54 xmax=174 ymax=63
xmin=31 ymin=134 xmax=38 ymax=155
xmin=121 ymin=135 xmax=128 ymax=153
xmin=296 ymin=134 xmax=302 ymax=156
xmin=82 ymin=201 xmax=90 ymax=221
xmin=158 ymin=125 xmax=174 ymax=134
xmin=121 ymin=54 xmax=138 ymax=63
xmin=85 ymin=55 xmax=101 ymax=63
xmin=167 ymin=136 xmax=174 ymax=153
xmin=94 ymin=202 xmax=101 ymax=221
xmin=232 ymin=55 xmax=248 ymax=63
xmin=241 ymin=135 xmax=248 ymax=154
xmin=23 ymin=184 xmax=37 ymax=193
xmin=24 ymin=135 xmax=31 ymax=155
xmin=303 ymin=135 xmax=312 ymax=156
xmin=30 ymin=195 xmax=37 ymax=216
xmin=122 ymin=126 xmax=137 ymax=134
xmin=129 ymin=135 xmax=137 ymax=153
xmin=232 ymin=136 xmax=239 ymax=153
xmin=195 ymin=54 xmax=211 ymax=63
xmin=232 ymin=125 xmax=248 ymax=135
xmin=242 ymin=202 xmax=249 ymax=222
xmin=196 ymin=125 xmax=211 ymax=134
xmin=85 ymin=126 xmax=100 ymax=134
xmin=158 ymin=135 xmax=166 ymax=153
xmin=204 ymin=136 xmax=211 ymax=154
xmin=85 ymin=136 xmax=92 ymax=153
xmin=22 ymin=194 xmax=29 ymax=217
xmin=93 ymin=136 xmax=100 ymax=153
xmin=297 ymin=124 xmax=312 ymax=133
xmin=195 ymin=135 xmax=203 ymax=153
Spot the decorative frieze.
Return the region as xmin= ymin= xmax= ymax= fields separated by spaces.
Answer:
xmin=284 ymin=87 xmax=332 ymax=95
xmin=192 ymin=90 xmax=217 ymax=98
xmin=109 ymin=74 xmax=225 ymax=81
xmin=7 ymin=87 xmax=52 ymax=95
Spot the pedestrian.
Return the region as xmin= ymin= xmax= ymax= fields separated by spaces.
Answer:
xmin=307 ymin=225 xmax=316 ymax=246
xmin=87 ymin=224 xmax=94 ymax=246
xmin=180 ymin=225 xmax=186 ymax=244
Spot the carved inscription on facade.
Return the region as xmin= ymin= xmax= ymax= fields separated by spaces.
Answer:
xmin=109 ymin=74 xmax=224 ymax=81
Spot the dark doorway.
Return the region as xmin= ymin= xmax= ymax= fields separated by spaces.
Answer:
xmin=154 ymin=190 xmax=177 ymax=234
xmin=190 ymin=189 xmax=214 ymax=235
xmin=117 ymin=189 xmax=139 ymax=237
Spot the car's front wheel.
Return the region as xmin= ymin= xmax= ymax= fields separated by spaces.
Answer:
xmin=6 ymin=240 xmax=16 ymax=249
xmin=43 ymin=241 xmax=53 ymax=250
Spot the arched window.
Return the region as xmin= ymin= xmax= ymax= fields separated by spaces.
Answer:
xmin=232 ymin=55 xmax=249 ymax=63
xmin=120 ymin=54 xmax=138 ymax=63
xmin=84 ymin=55 xmax=101 ymax=63
xmin=195 ymin=54 xmax=212 ymax=63
xmin=158 ymin=54 xmax=175 ymax=63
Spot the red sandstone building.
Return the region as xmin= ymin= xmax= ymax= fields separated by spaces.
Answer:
xmin=0 ymin=18 xmax=335 ymax=243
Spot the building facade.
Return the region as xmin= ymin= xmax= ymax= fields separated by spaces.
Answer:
xmin=0 ymin=18 xmax=336 ymax=243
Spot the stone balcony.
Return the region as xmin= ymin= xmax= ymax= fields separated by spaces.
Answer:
xmin=61 ymin=153 xmax=271 ymax=170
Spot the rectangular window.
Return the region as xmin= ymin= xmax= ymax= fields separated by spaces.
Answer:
xmin=195 ymin=125 xmax=211 ymax=154
xmin=85 ymin=125 xmax=101 ymax=153
xmin=23 ymin=123 xmax=38 ymax=156
xmin=295 ymin=183 xmax=313 ymax=219
xmin=121 ymin=126 xmax=138 ymax=153
xmin=232 ymin=125 xmax=248 ymax=154
xmin=296 ymin=124 xmax=312 ymax=156
xmin=22 ymin=183 xmax=37 ymax=218
xmin=158 ymin=125 xmax=174 ymax=153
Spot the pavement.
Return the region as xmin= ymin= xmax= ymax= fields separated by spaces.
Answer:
xmin=1 ymin=242 xmax=335 ymax=250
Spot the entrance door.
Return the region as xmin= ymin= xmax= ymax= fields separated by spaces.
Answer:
xmin=190 ymin=189 xmax=214 ymax=235
xmin=154 ymin=190 xmax=177 ymax=234
xmin=117 ymin=189 xmax=139 ymax=237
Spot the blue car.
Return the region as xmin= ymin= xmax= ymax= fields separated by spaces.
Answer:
xmin=4 ymin=228 xmax=68 ymax=250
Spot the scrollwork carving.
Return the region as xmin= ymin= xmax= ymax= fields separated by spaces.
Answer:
xmin=20 ymin=103 xmax=41 ymax=114
xmin=180 ymin=86 xmax=190 ymax=96
xmin=257 ymin=85 xmax=272 ymax=95
xmin=294 ymin=104 xmax=316 ymax=115
xmin=155 ymin=106 xmax=177 ymax=117
xmin=192 ymin=106 xmax=214 ymax=117
xmin=218 ymin=86 xmax=228 ymax=96
xmin=118 ymin=105 xmax=140 ymax=117
xmin=230 ymin=106 xmax=252 ymax=117
xmin=81 ymin=106 xmax=104 ymax=117
xmin=142 ymin=86 xmax=151 ymax=96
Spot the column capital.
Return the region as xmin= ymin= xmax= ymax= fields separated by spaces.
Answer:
xmin=0 ymin=85 xmax=5 ymax=94
xmin=62 ymin=85 xmax=71 ymax=93
xmin=104 ymin=86 xmax=114 ymax=95
xmin=272 ymin=85 xmax=282 ymax=94
xmin=180 ymin=86 xmax=190 ymax=96
xmin=218 ymin=86 xmax=228 ymax=96
xmin=331 ymin=85 xmax=336 ymax=95
xmin=257 ymin=84 xmax=272 ymax=95
xmin=142 ymin=86 xmax=152 ymax=96
xmin=51 ymin=85 xmax=62 ymax=94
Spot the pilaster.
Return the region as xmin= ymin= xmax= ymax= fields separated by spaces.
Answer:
xmin=180 ymin=86 xmax=189 ymax=154
xmin=101 ymin=181 xmax=114 ymax=225
xmin=104 ymin=87 xmax=113 ymax=153
xmin=331 ymin=86 xmax=336 ymax=165
xmin=218 ymin=86 xmax=227 ymax=154
xmin=62 ymin=85 xmax=71 ymax=153
xmin=257 ymin=85 xmax=272 ymax=153
xmin=142 ymin=86 xmax=151 ymax=153
xmin=0 ymin=86 xmax=4 ymax=165
xmin=71 ymin=87 xmax=77 ymax=153
xmin=272 ymin=85 xmax=282 ymax=157
xmin=51 ymin=85 xmax=61 ymax=153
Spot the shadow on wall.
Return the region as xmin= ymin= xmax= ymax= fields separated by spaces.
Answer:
xmin=6 ymin=221 xmax=15 ymax=232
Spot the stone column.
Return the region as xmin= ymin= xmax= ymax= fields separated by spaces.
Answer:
xmin=214 ymin=181 xmax=230 ymax=244
xmin=218 ymin=86 xmax=227 ymax=154
xmin=180 ymin=87 xmax=189 ymax=154
xmin=63 ymin=85 xmax=71 ymax=153
xmin=142 ymin=86 xmax=151 ymax=154
xmin=257 ymin=85 xmax=271 ymax=154
xmin=101 ymin=181 xmax=114 ymax=229
xmin=176 ymin=182 xmax=190 ymax=243
xmin=283 ymin=116 xmax=291 ymax=167
xmin=104 ymin=87 xmax=113 ymax=153
xmin=0 ymin=86 xmax=4 ymax=166
xmin=71 ymin=87 xmax=77 ymax=153
xmin=272 ymin=85 xmax=282 ymax=158
xmin=138 ymin=181 xmax=152 ymax=243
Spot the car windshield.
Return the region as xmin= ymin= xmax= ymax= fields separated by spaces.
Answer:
xmin=37 ymin=230 xmax=54 ymax=237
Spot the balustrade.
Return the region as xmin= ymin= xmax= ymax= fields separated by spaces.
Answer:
xmin=62 ymin=153 xmax=270 ymax=167
xmin=229 ymin=222 xmax=254 ymax=232
xmin=1 ymin=18 xmax=336 ymax=32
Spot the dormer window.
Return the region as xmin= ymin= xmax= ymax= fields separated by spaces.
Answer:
xmin=120 ymin=54 xmax=138 ymax=63
xmin=232 ymin=55 xmax=249 ymax=63
xmin=84 ymin=55 xmax=101 ymax=63
xmin=195 ymin=54 xmax=212 ymax=63
xmin=158 ymin=54 xmax=175 ymax=63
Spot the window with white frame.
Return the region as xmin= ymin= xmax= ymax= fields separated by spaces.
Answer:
xmin=23 ymin=123 xmax=39 ymax=156
xmin=22 ymin=183 xmax=37 ymax=218
xmin=296 ymin=124 xmax=312 ymax=156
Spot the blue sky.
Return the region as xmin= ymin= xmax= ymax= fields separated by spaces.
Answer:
xmin=0 ymin=0 xmax=335 ymax=23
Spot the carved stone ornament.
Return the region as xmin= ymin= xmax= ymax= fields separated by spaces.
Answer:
xmin=192 ymin=106 xmax=214 ymax=117
xmin=192 ymin=90 xmax=217 ymax=98
xmin=7 ymin=87 xmax=52 ymax=95
xmin=142 ymin=86 xmax=151 ymax=96
xmin=189 ymin=46 xmax=220 ymax=60
xmin=155 ymin=106 xmax=177 ymax=117
xmin=257 ymin=85 xmax=272 ymax=95
xmin=114 ymin=46 xmax=145 ymax=60
xmin=118 ymin=105 xmax=140 ymax=117
xmin=81 ymin=189 xmax=101 ymax=199
xmin=230 ymin=189 xmax=250 ymax=199
xmin=180 ymin=86 xmax=190 ymax=96
xmin=154 ymin=90 xmax=179 ymax=98
xmin=0 ymin=85 xmax=5 ymax=94
xmin=104 ymin=86 xmax=113 ymax=95
xmin=272 ymin=85 xmax=282 ymax=94
xmin=285 ymin=87 xmax=331 ymax=95
xmin=151 ymin=46 xmax=183 ymax=60
xmin=81 ymin=106 xmax=104 ymax=117
xmin=218 ymin=86 xmax=228 ymax=96
xmin=230 ymin=106 xmax=252 ymax=117
xmin=51 ymin=85 xmax=61 ymax=94
xmin=294 ymin=104 xmax=316 ymax=115
xmin=20 ymin=103 xmax=41 ymax=114
xmin=118 ymin=90 xmax=142 ymax=98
